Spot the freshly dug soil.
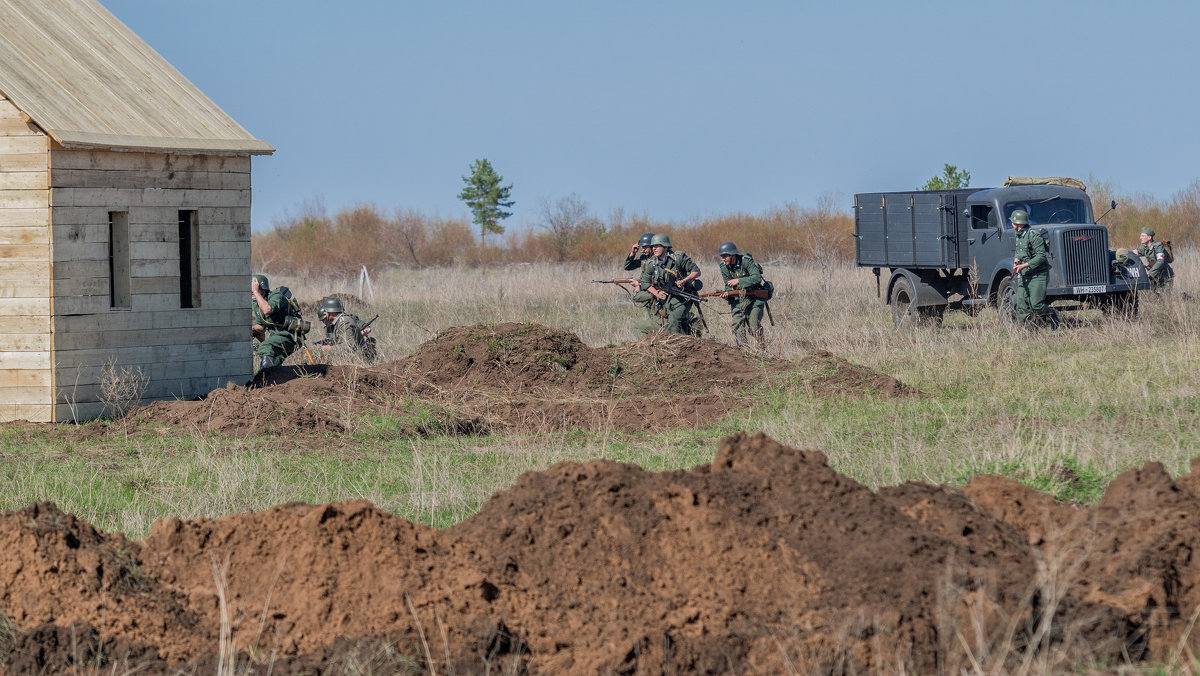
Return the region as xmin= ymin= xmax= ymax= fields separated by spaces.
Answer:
xmin=4 ymin=433 xmax=1200 ymax=674
xmin=126 ymin=323 xmax=919 ymax=435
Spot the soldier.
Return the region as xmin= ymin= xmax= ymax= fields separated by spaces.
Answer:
xmin=638 ymin=233 xmax=701 ymax=335
xmin=623 ymin=232 xmax=655 ymax=272
xmin=625 ymin=232 xmax=656 ymax=319
xmin=1011 ymin=210 xmax=1059 ymax=329
xmin=315 ymin=296 xmax=377 ymax=361
xmin=717 ymin=241 xmax=767 ymax=349
xmin=251 ymin=274 xmax=301 ymax=371
xmin=1135 ymin=227 xmax=1174 ymax=292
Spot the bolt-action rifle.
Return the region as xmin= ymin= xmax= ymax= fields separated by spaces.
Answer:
xmin=698 ymin=287 xmax=775 ymax=327
xmin=698 ymin=288 xmax=772 ymax=299
xmin=592 ymin=278 xmax=638 ymax=296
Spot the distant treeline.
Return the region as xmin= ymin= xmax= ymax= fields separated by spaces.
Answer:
xmin=251 ymin=181 xmax=1199 ymax=276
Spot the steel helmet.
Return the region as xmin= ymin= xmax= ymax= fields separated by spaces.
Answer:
xmin=252 ymin=274 xmax=270 ymax=292
xmin=650 ymin=233 xmax=672 ymax=248
xmin=320 ymin=296 xmax=345 ymax=315
xmin=1010 ymin=210 xmax=1029 ymax=225
xmin=718 ymin=241 xmax=740 ymax=256
xmin=638 ymin=232 xmax=655 ymax=247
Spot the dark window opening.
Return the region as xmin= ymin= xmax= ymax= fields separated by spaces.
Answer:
xmin=108 ymin=211 xmax=131 ymax=309
xmin=179 ymin=210 xmax=200 ymax=308
xmin=971 ymin=205 xmax=996 ymax=230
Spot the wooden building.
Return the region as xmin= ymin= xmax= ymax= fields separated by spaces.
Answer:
xmin=0 ymin=0 xmax=273 ymax=421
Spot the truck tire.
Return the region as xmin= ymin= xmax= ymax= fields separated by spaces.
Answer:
xmin=1101 ymin=291 xmax=1139 ymax=319
xmin=890 ymin=277 xmax=943 ymax=328
xmin=996 ymin=275 xmax=1018 ymax=323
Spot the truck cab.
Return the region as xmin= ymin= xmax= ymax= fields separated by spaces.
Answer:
xmin=854 ymin=179 xmax=1150 ymax=326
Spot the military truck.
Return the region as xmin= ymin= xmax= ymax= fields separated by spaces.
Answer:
xmin=853 ymin=177 xmax=1151 ymax=326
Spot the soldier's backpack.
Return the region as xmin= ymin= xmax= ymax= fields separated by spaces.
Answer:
xmin=1162 ymin=240 xmax=1175 ymax=264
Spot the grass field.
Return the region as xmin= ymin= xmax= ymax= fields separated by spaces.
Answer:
xmin=1 ymin=252 xmax=1196 ymax=541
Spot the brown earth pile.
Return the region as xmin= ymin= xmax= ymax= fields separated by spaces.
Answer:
xmin=129 ymin=323 xmax=920 ymax=436
xmin=4 ymin=433 xmax=1200 ymax=674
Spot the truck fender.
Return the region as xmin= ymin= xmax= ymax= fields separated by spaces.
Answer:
xmin=885 ymin=269 xmax=949 ymax=307
xmin=988 ymin=262 xmax=1014 ymax=303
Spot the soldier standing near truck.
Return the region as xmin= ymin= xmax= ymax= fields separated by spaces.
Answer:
xmin=1135 ymin=227 xmax=1175 ymax=292
xmin=1011 ymin=210 xmax=1059 ymax=329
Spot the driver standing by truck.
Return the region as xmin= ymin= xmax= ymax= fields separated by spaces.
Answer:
xmin=1011 ymin=210 xmax=1059 ymax=329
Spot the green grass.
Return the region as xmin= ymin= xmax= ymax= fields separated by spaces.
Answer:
xmin=1 ymin=260 xmax=1198 ymax=540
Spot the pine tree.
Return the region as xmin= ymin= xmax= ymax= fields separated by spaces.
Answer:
xmin=457 ymin=158 xmax=515 ymax=240
xmin=919 ymin=164 xmax=971 ymax=191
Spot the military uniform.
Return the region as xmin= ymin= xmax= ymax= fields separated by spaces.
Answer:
xmin=623 ymin=251 xmax=651 ymax=272
xmin=719 ymin=252 xmax=767 ymax=348
xmin=1014 ymin=225 xmax=1053 ymax=325
xmin=253 ymin=288 xmax=299 ymax=370
xmin=639 ymin=250 xmax=700 ymax=335
xmin=1136 ymin=239 xmax=1174 ymax=291
xmin=318 ymin=312 xmax=377 ymax=361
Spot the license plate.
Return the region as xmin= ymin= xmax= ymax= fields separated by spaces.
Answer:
xmin=1073 ymin=285 xmax=1106 ymax=294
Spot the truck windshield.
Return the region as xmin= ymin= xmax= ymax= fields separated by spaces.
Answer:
xmin=1004 ymin=199 xmax=1090 ymax=225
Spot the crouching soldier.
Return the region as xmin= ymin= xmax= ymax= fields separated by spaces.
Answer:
xmin=1136 ymin=227 xmax=1175 ymax=292
xmin=717 ymin=241 xmax=768 ymax=349
xmin=315 ymin=296 xmax=377 ymax=361
xmin=251 ymin=274 xmax=301 ymax=372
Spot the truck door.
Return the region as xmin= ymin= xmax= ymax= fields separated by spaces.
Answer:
xmin=966 ymin=202 xmax=1011 ymax=287
xmin=940 ymin=194 xmax=963 ymax=268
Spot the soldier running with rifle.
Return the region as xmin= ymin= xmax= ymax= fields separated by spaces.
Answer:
xmin=638 ymin=233 xmax=705 ymax=335
xmin=707 ymin=241 xmax=772 ymax=349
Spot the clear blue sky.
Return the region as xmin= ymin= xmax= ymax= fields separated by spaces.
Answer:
xmin=105 ymin=0 xmax=1198 ymax=231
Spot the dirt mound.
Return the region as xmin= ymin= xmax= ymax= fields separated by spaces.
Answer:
xmin=128 ymin=323 xmax=917 ymax=436
xmin=797 ymin=349 xmax=925 ymax=398
xmin=6 ymin=433 xmax=1200 ymax=673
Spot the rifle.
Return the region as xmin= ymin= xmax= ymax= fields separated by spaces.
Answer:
xmin=359 ymin=314 xmax=379 ymax=334
xmin=698 ymin=288 xmax=771 ymax=299
xmin=592 ymin=278 xmax=638 ymax=296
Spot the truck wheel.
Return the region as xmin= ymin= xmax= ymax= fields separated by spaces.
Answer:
xmin=996 ymin=275 xmax=1018 ymax=323
xmin=890 ymin=277 xmax=942 ymax=328
xmin=1101 ymin=292 xmax=1139 ymax=319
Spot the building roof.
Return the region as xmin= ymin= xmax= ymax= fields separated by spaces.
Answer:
xmin=0 ymin=0 xmax=273 ymax=155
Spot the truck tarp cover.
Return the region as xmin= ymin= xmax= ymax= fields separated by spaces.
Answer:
xmin=1002 ymin=176 xmax=1088 ymax=191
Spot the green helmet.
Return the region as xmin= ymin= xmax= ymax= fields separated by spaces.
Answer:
xmin=320 ymin=296 xmax=345 ymax=315
xmin=638 ymin=232 xmax=655 ymax=247
xmin=650 ymin=233 xmax=672 ymax=248
xmin=252 ymin=274 xmax=270 ymax=292
xmin=1010 ymin=210 xmax=1029 ymax=225
xmin=717 ymin=241 xmax=739 ymax=256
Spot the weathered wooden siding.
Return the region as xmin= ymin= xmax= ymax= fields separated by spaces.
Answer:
xmin=49 ymin=148 xmax=253 ymax=421
xmin=0 ymin=95 xmax=52 ymax=422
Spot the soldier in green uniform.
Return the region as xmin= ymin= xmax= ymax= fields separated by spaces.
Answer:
xmin=1135 ymin=227 xmax=1174 ymax=292
xmin=1011 ymin=210 xmax=1059 ymax=329
xmin=251 ymin=274 xmax=301 ymax=371
xmin=625 ymin=233 xmax=656 ymax=320
xmin=315 ymin=296 xmax=377 ymax=361
xmin=717 ymin=241 xmax=767 ymax=348
xmin=623 ymin=232 xmax=655 ymax=272
xmin=638 ymin=233 xmax=701 ymax=335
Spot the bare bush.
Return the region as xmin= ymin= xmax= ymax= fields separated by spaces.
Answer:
xmin=99 ymin=357 xmax=149 ymax=420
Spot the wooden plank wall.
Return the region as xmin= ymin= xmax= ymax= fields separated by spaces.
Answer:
xmin=0 ymin=95 xmax=52 ymax=422
xmin=50 ymin=148 xmax=253 ymax=421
